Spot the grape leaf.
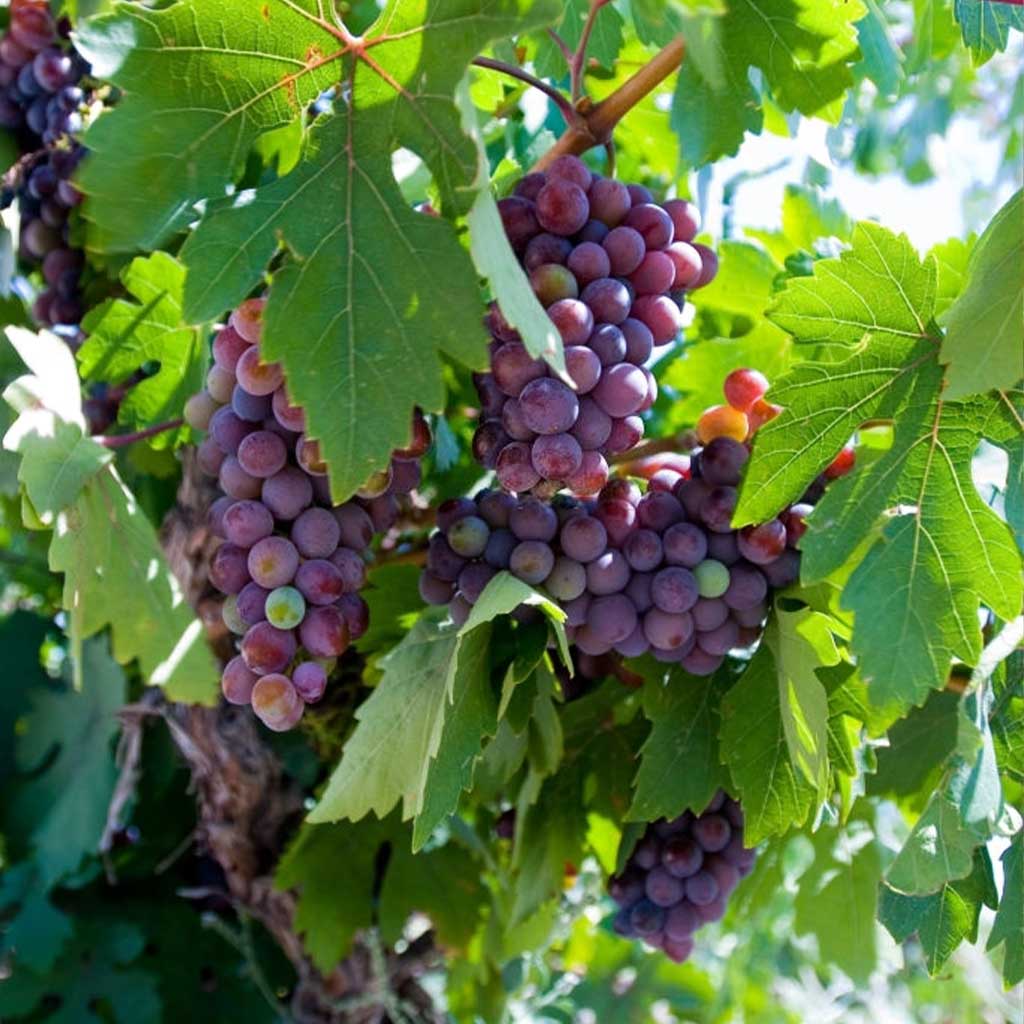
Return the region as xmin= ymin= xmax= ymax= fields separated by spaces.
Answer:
xmin=855 ymin=0 xmax=904 ymax=96
xmin=534 ymin=0 xmax=624 ymax=79
xmin=626 ymin=663 xmax=731 ymax=823
xmin=953 ymin=0 xmax=1024 ymax=63
xmin=0 ymin=864 xmax=73 ymax=972
xmin=9 ymin=638 xmax=122 ymax=886
xmin=379 ymin=838 xmax=486 ymax=949
xmin=770 ymin=608 xmax=837 ymax=794
xmin=881 ymin=847 xmax=998 ymax=975
xmin=940 ymin=189 xmax=1024 ymax=399
xmin=866 ymin=690 xmax=960 ymax=799
xmin=929 ymin=235 xmax=974 ymax=319
xmin=719 ymin=642 xmax=817 ymax=844
xmin=77 ymin=253 xmax=209 ymax=448
xmin=79 ymin=0 xmax=557 ymax=500
xmin=275 ymin=816 xmax=394 ymax=970
xmin=2 ymin=328 xmax=111 ymax=523
xmin=992 ymin=647 xmax=1024 ymax=783
xmin=49 ymin=465 xmax=218 ymax=704
xmin=987 ymin=827 xmax=1024 ymax=986
xmin=794 ymin=820 xmax=882 ymax=982
xmin=738 ymin=223 xmax=1022 ymax=709
xmin=0 ymin=916 xmax=160 ymax=1024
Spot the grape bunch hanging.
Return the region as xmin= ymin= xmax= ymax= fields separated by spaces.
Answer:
xmin=422 ymin=367 xmax=851 ymax=675
xmin=185 ymin=297 xmax=430 ymax=731
xmin=0 ymin=0 xmax=91 ymax=328
xmin=609 ymin=793 xmax=756 ymax=963
xmin=473 ymin=155 xmax=717 ymax=496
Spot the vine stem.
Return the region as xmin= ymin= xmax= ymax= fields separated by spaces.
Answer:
xmin=472 ymin=57 xmax=580 ymax=126
xmin=531 ymin=36 xmax=685 ymax=171
xmin=97 ymin=417 xmax=183 ymax=448
xmin=570 ymin=0 xmax=613 ymax=102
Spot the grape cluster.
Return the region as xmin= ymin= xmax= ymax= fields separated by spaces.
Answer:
xmin=185 ymin=297 xmax=431 ymax=731
xmin=608 ymin=793 xmax=755 ymax=962
xmin=422 ymin=368 xmax=855 ymax=674
xmin=0 ymin=0 xmax=88 ymax=145
xmin=473 ymin=156 xmax=718 ymax=495
xmin=0 ymin=1 xmax=91 ymax=327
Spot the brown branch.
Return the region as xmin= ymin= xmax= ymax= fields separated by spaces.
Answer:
xmin=531 ymin=36 xmax=685 ymax=171
xmin=471 ymin=57 xmax=579 ymax=125
xmin=98 ymin=417 xmax=184 ymax=448
xmin=610 ymin=428 xmax=698 ymax=466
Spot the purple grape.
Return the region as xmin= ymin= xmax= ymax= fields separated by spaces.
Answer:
xmin=594 ymin=498 xmax=637 ymax=547
xmin=547 ymin=298 xmax=594 ymax=345
xmin=518 ymin=377 xmax=579 ymax=435
xmin=643 ymin=608 xmax=693 ymax=650
xmin=492 ymin=343 xmax=546 ymax=397
xmin=651 ymin=567 xmax=699 ymax=613
xmin=237 ymin=430 xmax=287 ymax=478
xmin=532 ymin=433 xmax=582 ymax=479
xmin=501 ymin=400 xmax=533 ymax=442
xmin=477 ymin=490 xmax=516 ymax=528
xmin=546 ymin=154 xmax=592 ymax=190
xmin=299 ymin=606 xmax=349 ymax=658
xmin=564 ymin=345 xmax=602 ymax=393
xmin=570 ymin=397 xmax=612 ymax=449
xmin=567 ymin=241 xmax=610 ymax=285
xmin=514 ymin=172 xmax=547 ymax=201
xmin=602 ymin=226 xmax=645 ymax=276
xmin=210 ymin=543 xmax=251 ymax=595
xmin=509 ymin=540 xmax=554 ymax=585
xmin=609 ymin=870 xmax=646 ymax=906
xmin=661 ymin=522 xmax=707 ymax=567
xmin=620 ymin=317 xmax=654 ymax=365
xmin=693 ymin=814 xmax=732 ymax=852
xmin=700 ymin=437 xmax=749 ymax=486
xmin=737 ymin=520 xmax=787 ymax=566
xmin=565 ymin=450 xmax=609 ymax=496
xmin=560 ymin=515 xmax=608 ymax=562
xmin=636 ymin=492 xmax=684 ymax=532
xmin=545 ymin=556 xmax=587 ymax=602
xmin=604 ymin=415 xmax=643 ymax=455
xmin=563 ymin=592 xmax=591 ymax=627
xmin=497 ymin=195 xmax=539 ymax=249
xmin=530 ymin=262 xmax=578 ymax=305
xmin=293 ymin=661 xmax=328 ymax=703
xmin=258 ymin=467 xmax=311 ymax=521
xmin=420 ymin=570 xmax=455 ymax=606
xmin=295 ymin=559 xmax=344 ymax=606
xmin=427 ymin=535 xmax=467 ymax=582
xmin=535 ymin=177 xmax=589 ymax=235
xmin=222 ymin=500 xmax=274 ymax=548
xmin=585 ymin=550 xmax=630 ymax=595
xmin=624 ymin=528 xmax=663 ymax=572
xmin=629 ymin=250 xmax=676 ymax=295
xmin=484 ymin=528 xmax=516 ymax=569
xmin=580 ymin=277 xmax=631 ymax=325
xmin=645 ymin=866 xmax=685 ymax=907
xmin=219 ymin=457 xmax=262 ymax=500
xmin=524 ymin=232 xmax=572 ymax=270
xmin=248 ymin=536 xmax=300 ymax=589
xmin=222 ymin=656 xmax=258 ymax=705
xmin=509 ymin=497 xmax=558 ymax=541
xmin=586 ymin=593 xmax=637 ymax=645
xmin=684 ymin=870 xmax=719 ymax=906
xmin=578 ymin=219 xmax=609 ymax=243
xmin=663 ymin=837 xmax=704 ymax=878
xmin=237 ymin=582 xmax=269 ymax=625
xmin=592 ymin=363 xmax=647 ymax=417
xmin=624 ymin=203 xmax=674 ymax=250
xmin=680 ymin=646 xmax=724 ymax=676
xmin=666 ymin=241 xmax=704 ymax=289
xmin=496 ymin=442 xmax=541 ymax=493
xmin=664 ymin=901 xmax=700 ymax=940
xmin=472 ymin=420 xmax=510 ymax=468
xmin=628 ymin=900 xmax=665 ymax=936
xmin=723 ymin=563 xmax=768 ymax=610
xmin=457 ymin=562 xmax=497 ymax=604
xmin=241 ymin=621 xmax=296 ymax=675
xmin=588 ymin=177 xmax=631 ymax=227
xmin=699 ymin=486 xmax=738 ymax=533
xmin=625 ymin=571 xmax=653 ymax=613
xmin=588 ymin=323 xmax=627 ymax=366
xmin=761 ymin=548 xmax=800 ymax=589
xmin=631 ymin=295 xmax=680 ymax=344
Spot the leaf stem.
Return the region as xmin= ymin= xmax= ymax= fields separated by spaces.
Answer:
xmin=531 ymin=36 xmax=685 ymax=171
xmin=471 ymin=57 xmax=579 ymax=125
xmin=571 ymin=0 xmax=613 ymax=102
xmin=97 ymin=417 xmax=184 ymax=449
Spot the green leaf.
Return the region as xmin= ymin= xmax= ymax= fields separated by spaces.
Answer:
xmin=2 ymin=327 xmax=111 ymax=523
xmin=48 ymin=465 xmax=218 ymax=703
xmin=855 ymin=0 xmax=905 ymax=96
xmin=274 ymin=817 xmax=394 ymax=970
xmin=0 ymin=865 xmax=73 ymax=971
xmin=534 ymin=0 xmax=624 ymax=78
xmin=77 ymin=253 xmax=208 ymax=448
xmin=794 ymin=820 xmax=882 ymax=982
xmin=10 ymin=638 xmax=122 ymax=886
xmin=780 ymin=183 xmax=853 ymax=251
xmin=379 ymin=838 xmax=486 ymax=950
xmin=940 ymin=189 xmax=1024 ymax=399
xmin=992 ymin=647 xmax=1024 ymax=783
xmin=626 ymin=665 xmax=730 ymax=822
xmin=987 ymin=828 xmax=1024 ymax=986
xmin=0 ymin=610 xmax=50 ymax=781
xmin=309 ymin=613 xmax=461 ymax=825
xmin=354 ymin=563 xmax=424 ymax=654
xmin=929 ymin=234 xmax=974 ymax=319
xmin=0 ymin=916 xmax=160 ymax=1024
xmin=867 ymin=689 xmax=960 ymax=798
xmin=953 ymin=0 xmax=1024 ymax=63
xmin=882 ymin=847 xmax=998 ymax=975
xmin=769 ymin=608 xmax=837 ymax=794
xmin=719 ymin=643 xmax=817 ymax=844
xmin=739 ymin=224 xmax=1022 ymax=709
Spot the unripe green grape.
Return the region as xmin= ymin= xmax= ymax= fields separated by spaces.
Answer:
xmin=694 ymin=559 xmax=729 ymax=599
xmin=265 ymin=586 xmax=306 ymax=630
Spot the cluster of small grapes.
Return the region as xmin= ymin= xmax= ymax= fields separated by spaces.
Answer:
xmin=608 ymin=792 xmax=755 ymax=963
xmin=185 ymin=297 xmax=431 ymax=731
xmin=473 ymin=156 xmax=718 ymax=496
xmin=0 ymin=1 xmax=91 ymax=328
xmin=422 ymin=368 xmax=854 ymax=675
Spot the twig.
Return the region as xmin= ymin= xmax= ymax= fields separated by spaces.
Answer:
xmin=204 ymin=911 xmax=293 ymax=1023
xmin=97 ymin=417 xmax=184 ymax=448
xmin=531 ymin=36 xmax=685 ymax=171
xmin=610 ymin=429 xmax=698 ymax=465
xmin=546 ymin=27 xmax=573 ymax=64
xmin=471 ymin=57 xmax=578 ymax=125
xmin=571 ymin=0 xmax=613 ymax=102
